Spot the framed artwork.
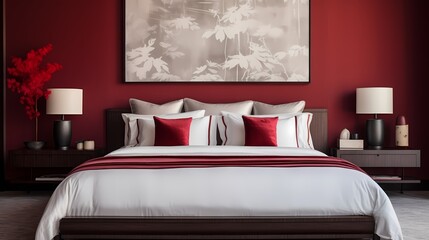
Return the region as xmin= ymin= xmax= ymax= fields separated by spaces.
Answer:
xmin=124 ymin=0 xmax=310 ymax=82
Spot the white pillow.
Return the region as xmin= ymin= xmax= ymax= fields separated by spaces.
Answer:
xmin=218 ymin=111 xmax=314 ymax=148
xmin=137 ymin=116 xmax=217 ymax=146
xmin=129 ymin=98 xmax=183 ymax=114
xmin=184 ymin=98 xmax=253 ymax=116
xmin=122 ymin=110 xmax=205 ymax=146
xmin=253 ymin=101 xmax=306 ymax=115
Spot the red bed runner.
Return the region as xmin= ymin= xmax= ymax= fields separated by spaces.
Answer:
xmin=69 ymin=155 xmax=365 ymax=175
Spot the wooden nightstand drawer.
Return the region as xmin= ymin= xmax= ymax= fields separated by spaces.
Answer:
xmin=7 ymin=148 xmax=105 ymax=184
xmin=340 ymin=153 xmax=419 ymax=167
xmin=332 ymin=149 xmax=421 ymax=190
xmin=11 ymin=153 xmax=52 ymax=167
xmin=10 ymin=149 xmax=104 ymax=168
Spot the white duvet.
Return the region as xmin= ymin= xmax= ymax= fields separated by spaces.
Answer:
xmin=36 ymin=146 xmax=403 ymax=240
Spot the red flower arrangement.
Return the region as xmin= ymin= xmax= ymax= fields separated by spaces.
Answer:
xmin=7 ymin=44 xmax=62 ymax=141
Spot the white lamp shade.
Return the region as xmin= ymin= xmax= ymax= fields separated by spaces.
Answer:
xmin=46 ymin=88 xmax=83 ymax=115
xmin=356 ymin=87 xmax=393 ymax=114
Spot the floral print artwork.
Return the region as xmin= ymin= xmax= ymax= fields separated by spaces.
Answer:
xmin=125 ymin=0 xmax=309 ymax=82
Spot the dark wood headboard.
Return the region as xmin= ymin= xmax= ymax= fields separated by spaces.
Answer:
xmin=106 ymin=108 xmax=328 ymax=154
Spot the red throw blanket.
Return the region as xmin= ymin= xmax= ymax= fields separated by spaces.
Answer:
xmin=70 ymin=155 xmax=365 ymax=175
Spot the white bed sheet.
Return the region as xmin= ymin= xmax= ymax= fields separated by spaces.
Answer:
xmin=36 ymin=146 xmax=402 ymax=240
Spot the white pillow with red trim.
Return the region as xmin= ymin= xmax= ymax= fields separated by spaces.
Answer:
xmin=122 ymin=110 xmax=205 ymax=146
xmin=218 ymin=111 xmax=314 ymax=149
xmin=136 ymin=116 xmax=217 ymax=146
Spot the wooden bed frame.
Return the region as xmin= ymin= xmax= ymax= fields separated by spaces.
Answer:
xmin=57 ymin=108 xmax=380 ymax=240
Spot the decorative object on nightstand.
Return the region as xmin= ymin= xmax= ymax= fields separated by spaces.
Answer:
xmin=356 ymin=87 xmax=393 ymax=149
xmin=338 ymin=128 xmax=363 ymax=150
xmin=6 ymin=44 xmax=62 ymax=150
xmin=339 ymin=128 xmax=350 ymax=139
xmin=76 ymin=141 xmax=84 ymax=150
xmin=46 ymin=88 xmax=83 ymax=150
xmin=338 ymin=139 xmax=364 ymax=150
xmin=351 ymin=133 xmax=359 ymax=140
xmin=395 ymin=115 xmax=409 ymax=147
xmin=83 ymin=140 xmax=95 ymax=150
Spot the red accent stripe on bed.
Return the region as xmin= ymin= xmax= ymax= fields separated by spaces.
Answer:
xmin=69 ymin=155 xmax=365 ymax=175
xmin=307 ymin=114 xmax=312 ymax=147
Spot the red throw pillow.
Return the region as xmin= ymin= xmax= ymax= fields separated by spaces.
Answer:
xmin=154 ymin=117 xmax=192 ymax=146
xmin=242 ymin=116 xmax=278 ymax=146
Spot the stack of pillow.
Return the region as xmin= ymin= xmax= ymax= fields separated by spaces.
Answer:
xmin=122 ymin=98 xmax=313 ymax=148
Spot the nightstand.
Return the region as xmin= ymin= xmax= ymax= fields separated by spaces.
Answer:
xmin=7 ymin=148 xmax=105 ymax=184
xmin=332 ymin=149 xmax=421 ymax=192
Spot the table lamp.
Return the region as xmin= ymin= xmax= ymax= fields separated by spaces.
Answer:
xmin=356 ymin=87 xmax=393 ymax=149
xmin=46 ymin=88 xmax=83 ymax=150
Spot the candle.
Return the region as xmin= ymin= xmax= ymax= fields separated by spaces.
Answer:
xmin=83 ymin=140 xmax=95 ymax=150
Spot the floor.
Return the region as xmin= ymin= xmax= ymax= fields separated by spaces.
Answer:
xmin=388 ymin=191 xmax=429 ymax=240
xmin=0 ymin=191 xmax=50 ymax=240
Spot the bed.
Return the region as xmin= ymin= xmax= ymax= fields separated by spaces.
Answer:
xmin=35 ymin=107 xmax=402 ymax=240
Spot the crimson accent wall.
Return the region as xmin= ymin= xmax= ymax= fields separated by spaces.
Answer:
xmin=1 ymin=0 xmax=5 ymax=188
xmin=4 ymin=0 xmax=428 ymax=180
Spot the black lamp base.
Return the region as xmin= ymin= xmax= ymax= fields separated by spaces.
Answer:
xmin=53 ymin=120 xmax=72 ymax=150
xmin=367 ymin=145 xmax=383 ymax=150
xmin=366 ymin=119 xmax=384 ymax=149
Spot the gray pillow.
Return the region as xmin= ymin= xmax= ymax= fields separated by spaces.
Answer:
xmin=184 ymin=98 xmax=253 ymax=116
xmin=253 ymin=101 xmax=305 ymax=115
xmin=129 ymin=98 xmax=183 ymax=115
